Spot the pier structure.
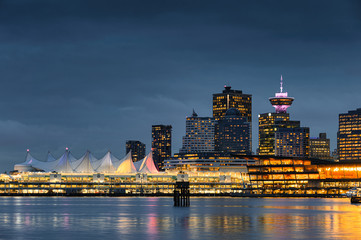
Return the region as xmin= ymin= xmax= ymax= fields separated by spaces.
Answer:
xmin=173 ymin=181 xmax=190 ymax=207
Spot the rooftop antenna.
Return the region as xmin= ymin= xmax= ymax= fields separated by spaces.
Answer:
xmin=280 ymin=75 xmax=283 ymax=93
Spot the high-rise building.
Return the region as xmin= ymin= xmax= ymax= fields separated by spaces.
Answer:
xmin=275 ymin=126 xmax=310 ymax=157
xmin=125 ymin=140 xmax=146 ymax=162
xmin=152 ymin=125 xmax=172 ymax=170
xmin=215 ymin=108 xmax=251 ymax=154
xmin=258 ymin=76 xmax=309 ymax=157
xmin=309 ymin=133 xmax=331 ymax=160
xmin=212 ymin=86 xmax=252 ymax=122
xmin=338 ymin=108 xmax=361 ymax=161
xmin=258 ymin=112 xmax=290 ymax=155
xmin=332 ymin=148 xmax=338 ymax=161
xmin=180 ymin=110 xmax=216 ymax=153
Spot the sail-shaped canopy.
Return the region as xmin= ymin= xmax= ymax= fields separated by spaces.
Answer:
xmin=134 ymin=158 xmax=143 ymax=171
xmin=74 ymin=151 xmax=95 ymax=173
xmin=20 ymin=151 xmax=56 ymax=172
xmin=14 ymin=151 xmax=41 ymax=172
xmin=46 ymin=151 xmax=56 ymax=162
xmin=111 ymin=153 xmax=122 ymax=169
xmin=42 ymin=152 xmax=59 ymax=170
xmin=116 ymin=151 xmax=136 ymax=174
xmin=95 ymin=151 xmax=116 ymax=173
xmin=23 ymin=151 xmax=40 ymax=165
xmin=53 ymin=150 xmax=74 ymax=173
xmin=138 ymin=152 xmax=159 ymax=173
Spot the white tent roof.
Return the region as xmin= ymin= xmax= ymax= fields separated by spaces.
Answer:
xmin=95 ymin=151 xmax=116 ymax=173
xmin=111 ymin=153 xmax=123 ymax=169
xmin=17 ymin=151 xmax=55 ymax=172
xmin=53 ymin=150 xmax=74 ymax=173
xmin=138 ymin=152 xmax=159 ymax=173
xmin=134 ymin=158 xmax=143 ymax=171
xmin=46 ymin=151 xmax=56 ymax=162
xmin=74 ymin=151 xmax=95 ymax=173
xmin=116 ymin=151 xmax=137 ymax=174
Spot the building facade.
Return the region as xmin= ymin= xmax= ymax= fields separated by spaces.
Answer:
xmin=125 ymin=140 xmax=146 ymax=162
xmin=258 ymin=112 xmax=290 ymax=155
xmin=179 ymin=110 xmax=216 ymax=153
xmin=258 ymin=76 xmax=309 ymax=157
xmin=309 ymin=133 xmax=331 ymax=160
xmin=275 ymin=126 xmax=310 ymax=158
xmin=212 ymin=85 xmax=252 ymax=122
xmin=152 ymin=125 xmax=172 ymax=170
xmin=338 ymin=108 xmax=361 ymax=161
xmin=215 ymin=108 xmax=251 ymax=154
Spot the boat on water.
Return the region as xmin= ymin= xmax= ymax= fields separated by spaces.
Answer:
xmin=350 ymin=188 xmax=361 ymax=203
xmin=345 ymin=187 xmax=358 ymax=197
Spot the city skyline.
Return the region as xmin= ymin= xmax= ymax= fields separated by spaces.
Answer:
xmin=0 ymin=1 xmax=360 ymax=172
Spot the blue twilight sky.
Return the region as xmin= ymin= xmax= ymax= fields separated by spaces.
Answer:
xmin=0 ymin=0 xmax=360 ymax=171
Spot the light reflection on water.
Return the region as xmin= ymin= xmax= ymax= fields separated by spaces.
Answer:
xmin=0 ymin=197 xmax=360 ymax=239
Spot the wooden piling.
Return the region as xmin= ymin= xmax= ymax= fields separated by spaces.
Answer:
xmin=174 ymin=181 xmax=190 ymax=207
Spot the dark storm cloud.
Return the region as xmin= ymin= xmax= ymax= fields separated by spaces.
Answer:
xmin=0 ymin=0 xmax=360 ymax=171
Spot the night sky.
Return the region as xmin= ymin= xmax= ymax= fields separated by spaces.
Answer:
xmin=0 ymin=0 xmax=360 ymax=172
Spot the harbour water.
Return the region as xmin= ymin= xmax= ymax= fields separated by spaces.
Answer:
xmin=0 ymin=197 xmax=360 ymax=240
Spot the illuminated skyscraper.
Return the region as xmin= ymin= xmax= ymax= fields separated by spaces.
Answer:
xmin=180 ymin=110 xmax=216 ymax=153
xmin=258 ymin=112 xmax=290 ymax=155
xmin=258 ymin=76 xmax=309 ymax=157
xmin=215 ymin=108 xmax=251 ymax=154
xmin=125 ymin=140 xmax=146 ymax=162
xmin=309 ymin=133 xmax=331 ymax=160
xmin=212 ymin=86 xmax=252 ymax=122
xmin=152 ymin=125 xmax=172 ymax=170
xmin=338 ymin=108 xmax=361 ymax=161
xmin=275 ymin=125 xmax=310 ymax=157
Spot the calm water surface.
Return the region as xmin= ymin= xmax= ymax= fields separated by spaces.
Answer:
xmin=0 ymin=197 xmax=360 ymax=240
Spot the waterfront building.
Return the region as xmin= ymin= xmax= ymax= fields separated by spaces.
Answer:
xmin=164 ymin=158 xmax=254 ymax=182
xmin=338 ymin=108 xmax=361 ymax=161
xmin=126 ymin=140 xmax=146 ymax=162
xmin=244 ymin=154 xmax=361 ymax=196
xmin=9 ymin=150 xmax=246 ymax=196
xmin=215 ymin=108 xmax=251 ymax=154
xmin=179 ymin=110 xmax=216 ymax=153
xmin=259 ymin=76 xmax=309 ymax=157
xmin=309 ymin=133 xmax=331 ymax=160
xmin=8 ymin=149 xmax=361 ymax=197
xmin=212 ymin=85 xmax=252 ymax=122
xmin=174 ymin=151 xmax=246 ymax=160
xmin=152 ymin=125 xmax=172 ymax=170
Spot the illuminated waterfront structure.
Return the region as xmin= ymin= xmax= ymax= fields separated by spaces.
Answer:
xmin=215 ymin=108 xmax=251 ymax=154
xmin=212 ymin=85 xmax=252 ymax=122
xmin=259 ymin=76 xmax=309 ymax=157
xmin=7 ymin=150 xmax=247 ymax=196
xmin=245 ymin=155 xmax=361 ymax=196
xmin=7 ymin=150 xmax=361 ymax=197
xmin=338 ymin=108 xmax=361 ymax=161
xmin=126 ymin=140 xmax=146 ymax=162
xmin=179 ymin=110 xmax=216 ymax=153
xmin=152 ymin=125 xmax=172 ymax=170
xmin=309 ymin=133 xmax=331 ymax=160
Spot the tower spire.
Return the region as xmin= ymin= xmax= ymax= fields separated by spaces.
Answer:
xmin=269 ymin=75 xmax=294 ymax=113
